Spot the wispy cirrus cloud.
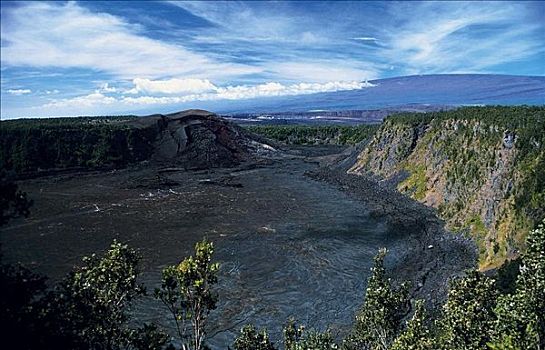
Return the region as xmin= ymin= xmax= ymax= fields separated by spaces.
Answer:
xmin=168 ymin=1 xmax=381 ymax=81
xmin=167 ymin=1 xmax=318 ymax=44
xmin=382 ymin=1 xmax=545 ymax=73
xmin=169 ymin=0 xmax=545 ymax=78
xmin=1 ymin=1 xmax=259 ymax=80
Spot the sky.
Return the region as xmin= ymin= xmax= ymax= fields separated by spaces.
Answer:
xmin=1 ymin=1 xmax=544 ymax=118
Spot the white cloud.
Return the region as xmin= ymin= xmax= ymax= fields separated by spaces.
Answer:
xmin=170 ymin=1 xmax=297 ymax=42
xmin=119 ymin=80 xmax=373 ymax=105
xmin=1 ymin=2 xmax=260 ymax=80
xmin=129 ymin=78 xmax=217 ymax=95
xmin=7 ymin=89 xmax=32 ymax=95
xmin=45 ymin=89 xmax=60 ymax=95
xmin=300 ymin=32 xmax=321 ymax=44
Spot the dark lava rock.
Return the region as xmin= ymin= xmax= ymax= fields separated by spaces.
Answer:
xmin=308 ymin=165 xmax=477 ymax=313
xmin=129 ymin=109 xmax=281 ymax=170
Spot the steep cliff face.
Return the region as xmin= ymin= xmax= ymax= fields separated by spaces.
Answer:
xmin=349 ymin=107 xmax=545 ymax=269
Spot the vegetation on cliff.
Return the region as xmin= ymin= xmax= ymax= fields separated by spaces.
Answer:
xmin=349 ymin=106 xmax=545 ymax=269
xmin=0 ymin=116 xmax=156 ymax=173
xmin=0 ymin=170 xmax=33 ymax=225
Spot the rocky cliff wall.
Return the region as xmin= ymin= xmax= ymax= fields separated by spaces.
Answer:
xmin=348 ymin=106 xmax=545 ymax=269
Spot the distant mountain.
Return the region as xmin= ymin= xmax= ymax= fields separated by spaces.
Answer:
xmin=213 ymin=74 xmax=544 ymax=113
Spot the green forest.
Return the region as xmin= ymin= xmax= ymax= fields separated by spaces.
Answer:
xmin=0 ymin=116 xmax=156 ymax=173
xmin=246 ymin=125 xmax=379 ymax=146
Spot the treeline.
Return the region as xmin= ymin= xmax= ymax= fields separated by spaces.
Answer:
xmin=385 ymin=105 xmax=544 ymax=127
xmin=0 ymin=116 xmax=156 ymax=173
xmin=246 ymin=125 xmax=379 ymax=146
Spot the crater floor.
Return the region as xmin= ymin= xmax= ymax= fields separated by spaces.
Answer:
xmin=0 ymin=146 xmax=473 ymax=347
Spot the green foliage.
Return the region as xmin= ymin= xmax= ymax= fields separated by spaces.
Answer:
xmin=0 ymin=261 xmax=48 ymax=349
xmin=283 ymin=319 xmax=338 ymax=350
xmin=233 ymin=324 xmax=277 ymax=350
xmin=492 ymin=219 xmax=545 ymax=349
xmin=46 ymin=241 xmax=149 ymax=349
xmin=343 ymin=231 xmax=543 ymax=350
xmin=0 ymin=240 xmax=167 ymax=350
xmin=156 ymin=238 xmax=219 ymax=350
xmin=0 ymin=116 xmax=156 ymax=173
xmin=390 ymin=300 xmax=434 ymax=350
xmin=0 ymin=170 xmax=33 ymax=225
xmin=437 ymin=270 xmax=498 ymax=350
xmin=247 ymin=124 xmax=378 ymax=146
xmin=495 ymin=258 xmax=521 ymax=294
xmin=130 ymin=324 xmax=170 ymax=350
xmin=345 ymin=248 xmax=410 ymax=350
xmin=399 ymin=164 xmax=427 ymax=200
xmin=487 ymin=335 xmax=522 ymax=350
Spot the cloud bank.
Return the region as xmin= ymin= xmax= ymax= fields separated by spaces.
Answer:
xmin=44 ymin=80 xmax=375 ymax=109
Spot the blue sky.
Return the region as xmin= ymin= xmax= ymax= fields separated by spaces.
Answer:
xmin=1 ymin=1 xmax=544 ymax=118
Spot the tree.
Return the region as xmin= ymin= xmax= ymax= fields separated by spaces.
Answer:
xmin=437 ymin=270 xmax=498 ymax=350
xmin=0 ymin=261 xmax=48 ymax=350
xmin=130 ymin=323 xmax=170 ymax=350
xmin=233 ymin=324 xmax=277 ymax=350
xmin=344 ymin=248 xmax=410 ymax=350
xmin=1 ymin=240 xmax=167 ymax=350
xmin=155 ymin=238 xmax=219 ymax=350
xmin=283 ymin=319 xmax=338 ymax=350
xmin=491 ymin=219 xmax=545 ymax=349
xmin=45 ymin=240 xmax=154 ymax=349
xmin=0 ymin=170 xmax=44 ymax=349
xmin=0 ymin=169 xmax=33 ymax=226
xmin=390 ymin=300 xmax=434 ymax=350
